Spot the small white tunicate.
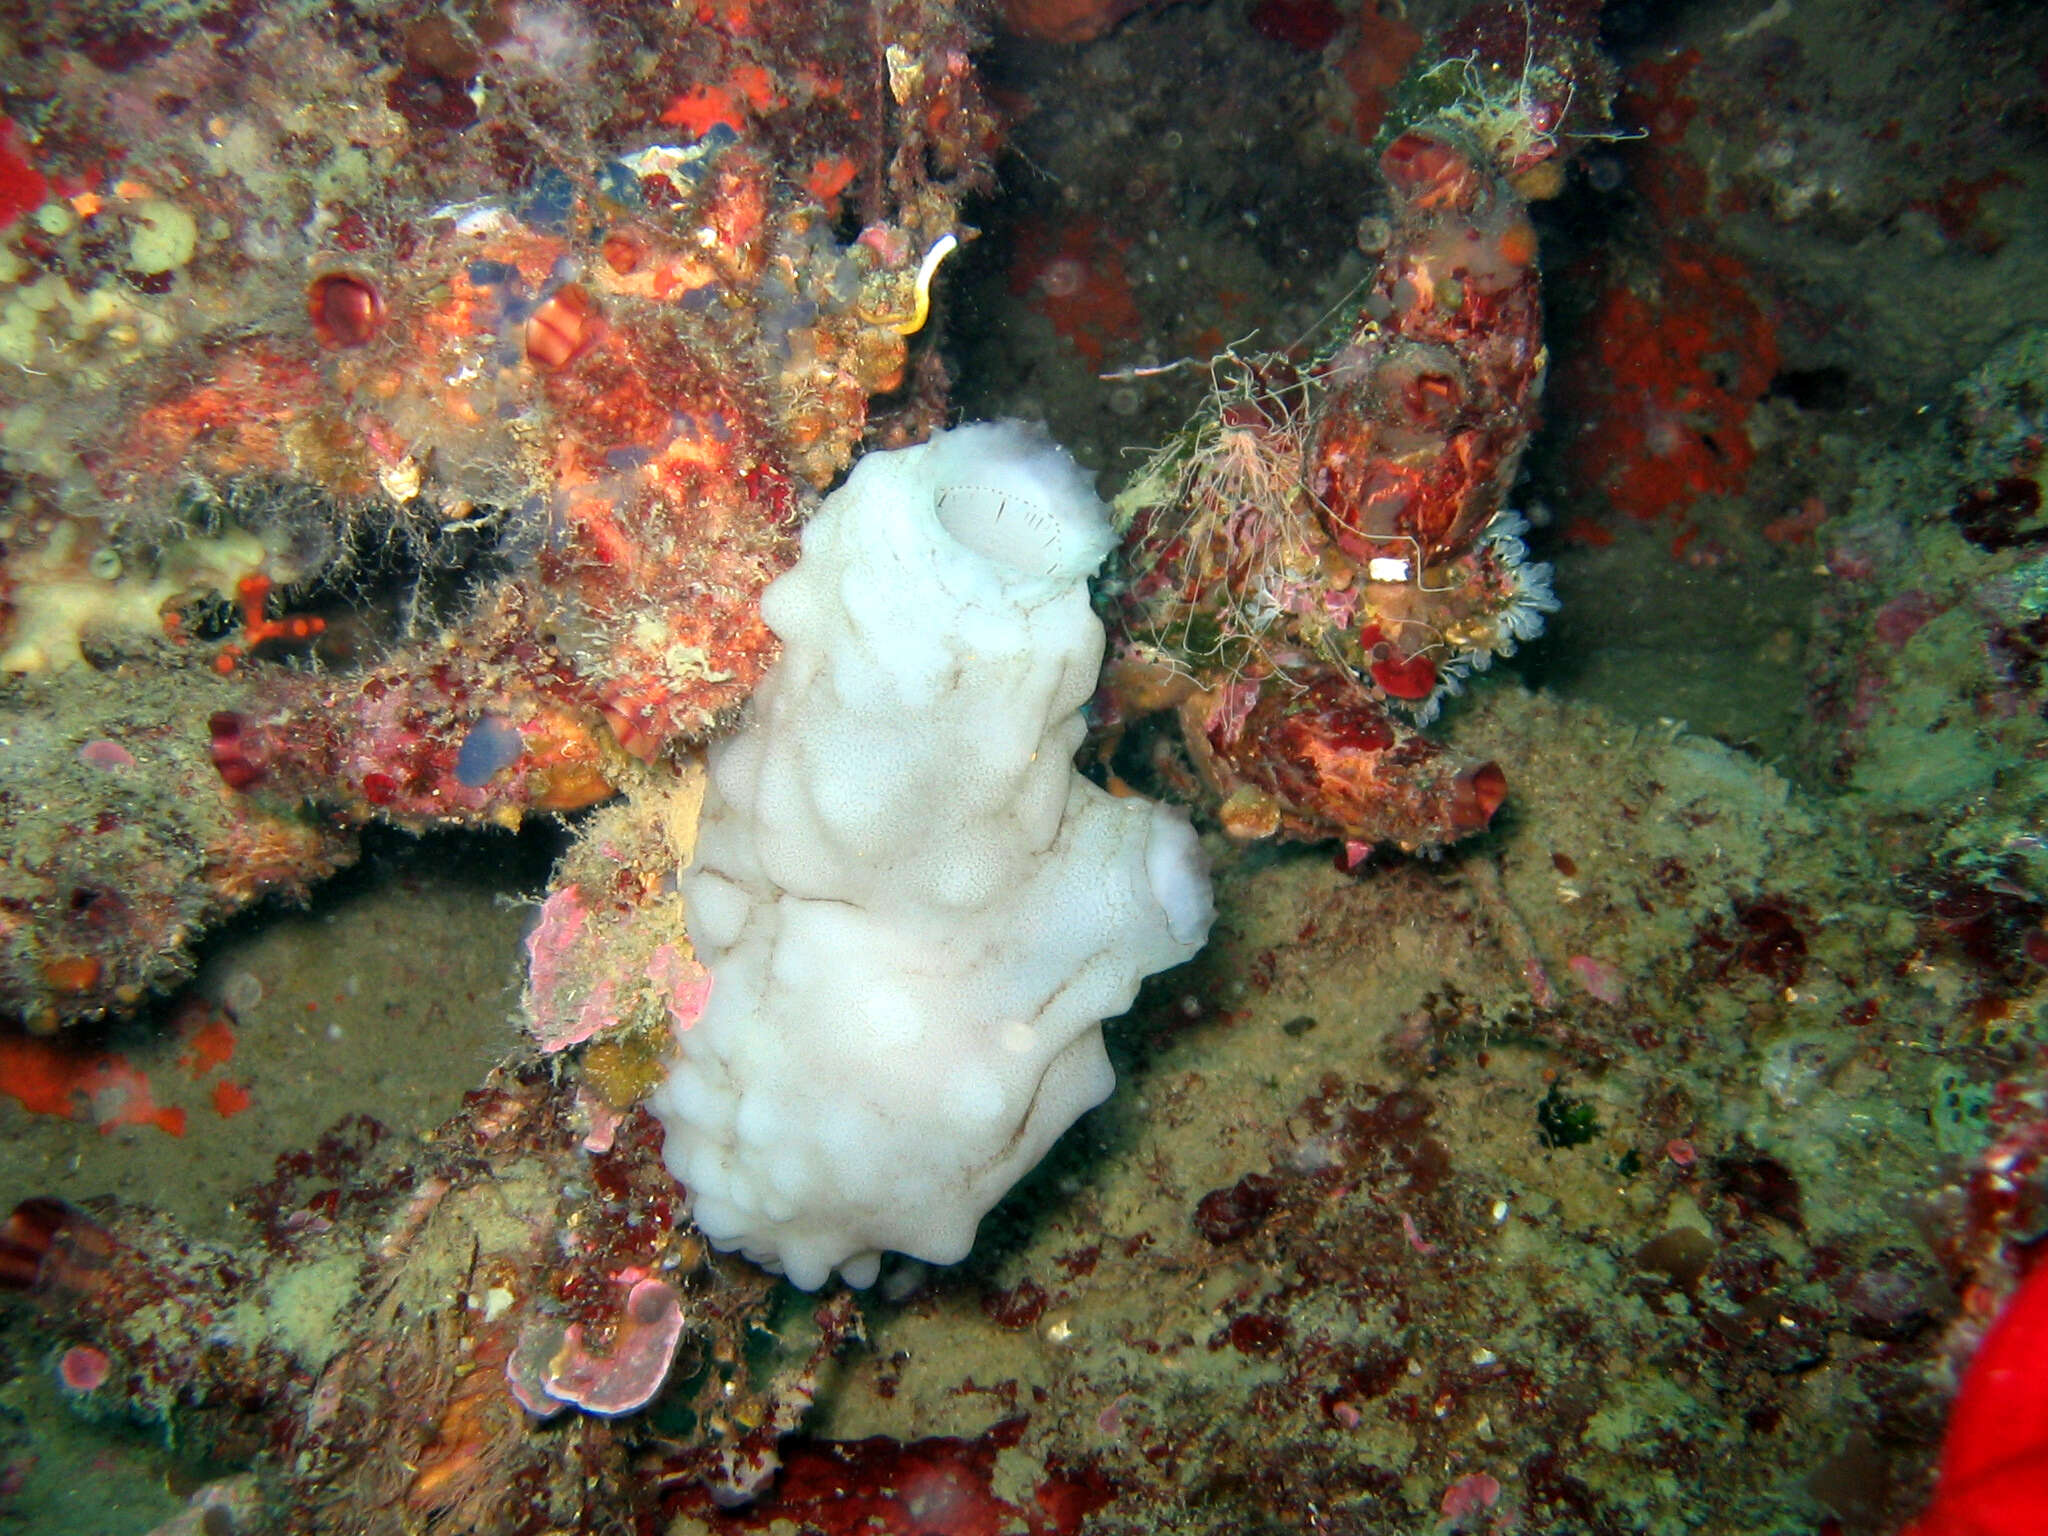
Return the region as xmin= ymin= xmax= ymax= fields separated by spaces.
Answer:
xmin=1367 ymin=556 xmax=1412 ymax=583
xmin=878 ymin=1260 xmax=928 ymax=1303
xmin=219 ymin=969 xmax=264 ymax=1014
xmin=1760 ymin=1033 xmax=1836 ymax=1109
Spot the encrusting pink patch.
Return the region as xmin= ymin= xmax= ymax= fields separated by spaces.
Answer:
xmin=76 ymin=739 xmax=139 ymax=771
xmin=524 ymin=886 xmax=617 ymax=1052
xmin=1441 ymin=1470 xmax=1502 ymax=1521
xmin=58 ymin=1344 xmax=111 ymax=1392
xmin=1567 ymin=953 xmax=1626 ymax=1006
xmin=647 ymin=942 xmax=712 ymax=1036
xmin=506 ymin=1275 xmax=686 ymax=1418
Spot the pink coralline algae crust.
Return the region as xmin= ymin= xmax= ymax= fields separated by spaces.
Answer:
xmin=75 ymin=738 xmax=139 ymax=771
xmin=577 ymin=1087 xmax=624 ymax=1154
xmin=1566 ymin=952 xmax=1626 ymax=1006
xmin=507 ymin=1273 xmax=687 ymax=1418
xmin=523 ymin=884 xmax=602 ymax=1053
xmin=647 ymin=941 xmax=715 ymax=1037
xmin=521 ymin=878 xmax=712 ymax=1055
xmin=57 ymin=1343 xmax=112 ymax=1393
xmin=1439 ymin=1469 xmax=1504 ymax=1526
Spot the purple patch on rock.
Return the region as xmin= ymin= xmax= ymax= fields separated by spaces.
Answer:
xmin=455 ymin=713 xmax=524 ymax=787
